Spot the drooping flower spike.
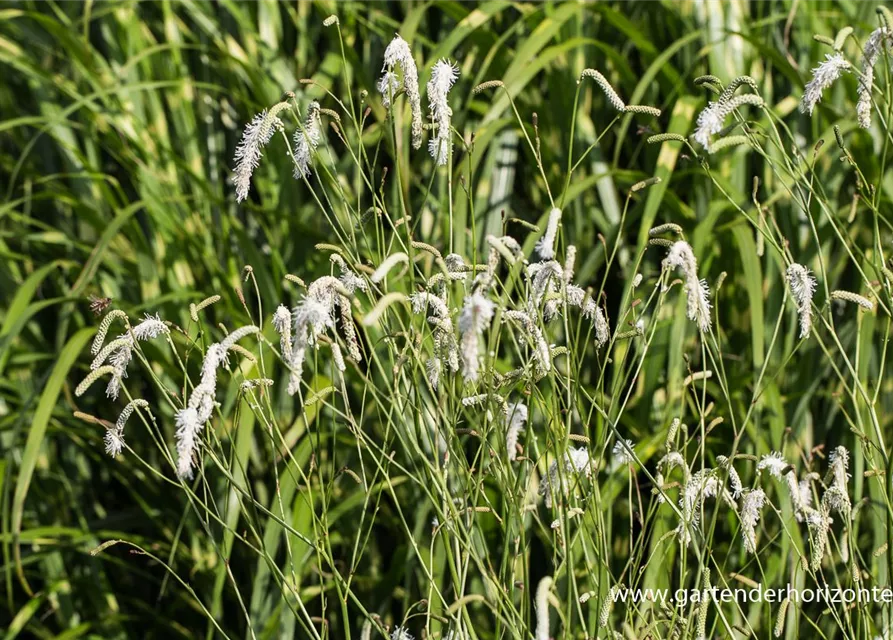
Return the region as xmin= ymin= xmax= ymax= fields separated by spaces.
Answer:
xmin=799 ymin=53 xmax=850 ymax=116
xmin=233 ymin=102 xmax=289 ymax=202
xmin=379 ymin=35 xmax=423 ymax=150
xmin=662 ymin=241 xmax=711 ymax=332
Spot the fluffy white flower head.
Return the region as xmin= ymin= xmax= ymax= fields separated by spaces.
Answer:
xmin=800 ymin=53 xmax=850 ymax=116
xmin=233 ymin=110 xmax=280 ymax=202
xmin=786 ymin=263 xmax=817 ymax=338
xmin=427 ymin=59 xmax=459 ymax=165
xmin=380 ymin=35 xmax=423 ymax=149
xmin=663 ymin=241 xmax=711 ymax=332
xmin=612 ymin=439 xmax=636 ymax=466
xmin=293 ymin=101 xmax=321 ymax=179
xmin=693 ymin=102 xmax=725 ymax=149
xmin=757 ymin=451 xmax=788 ymax=479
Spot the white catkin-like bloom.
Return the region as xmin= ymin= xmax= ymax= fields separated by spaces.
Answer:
xmin=534 ymin=576 xmax=553 ymax=640
xmin=240 ymin=378 xmax=273 ymax=391
xmin=799 ymin=53 xmax=850 ymax=115
xmin=91 ymin=337 xmax=132 ymax=371
xmin=426 ymin=357 xmax=441 ymax=390
xmin=505 ymin=402 xmax=528 ymax=461
xmin=613 ymin=439 xmax=636 ymax=467
xmin=536 ymin=208 xmax=562 ymax=260
xmin=104 ymin=429 xmax=125 ymax=458
xmin=785 ymin=471 xmax=813 ymax=522
xmin=293 ymin=101 xmax=321 ymax=179
xmin=410 ymin=292 xmax=450 ymax=319
xmin=289 ymin=298 xmax=334 ymax=392
xmin=175 ymin=406 xmax=203 ymax=479
xmin=458 ymin=293 xmax=495 ymax=382
xmin=676 ymin=468 xmax=723 ymax=544
xmin=380 ymin=35 xmax=423 ymax=149
xmin=285 ymin=276 xmax=353 ymax=394
xmin=427 ymin=59 xmax=459 ymax=165
xmin=657 ymin=451 xmax=686 ymax=473
xmin=857 ymin=28 xmax=893 ymax=129
xmin=95 ymin=314 xmax=169 ymax=400
xmin=728 ymin=464 xmax=743 ymax=500
xmin=331 ymin=254 xmax=368 ymax=294
xmin=693 ymin=102 xmax=725 ymax=149
xmin=692 ymin=94 xmax=762 ymax=150
xmin=131 ymin=313 xmax=169 ymax=340
xmin=106 ymin=398 xmax=150 ymax=458
xmin=740 ymin=488 xmax=767 ymax=554
xmin=116 ymin=398 xmax=149 ymax=431
xmin=175 ymin=327 xmax=259 ymax=478
xmin=786 ymin=264 xmax=817 ymax=338
xmin=757 ymin=451 xmax=788 ymax=479
xmin=503 ymin=310 xmax=552 ymax=375
xmin=663 ymin=241 xmax=711 ymax=332
xmin=528 ymin=261 xmax=563 ymax=309
xmin=715 ymin=455 xmax=742 ymax=501
xmin=462 ymin=391 xmax=488 ymax=408
xmin=233 ymin=110 xmax=280 ymax=202
xmin=272 ymin=304 xmax=293 ymax=361
xmin=823 ymin=485 xmax=851 ymax=519
xmin=390 ymin=626 xmax=414 ymax=640
xmin=566 ymin=285 xmax=609 ymax=347
xmin=807 ymin=508 xmax=832 ymax=570
xmin=541 ymin=448 xmax=592 ymax=508
xmin=331 ymin=342 xmax=346 ymax=372
xmin=799 ymin=477 xmax=814 ymax=513
xmin=827 ymin=446 xmax=850 ymax=491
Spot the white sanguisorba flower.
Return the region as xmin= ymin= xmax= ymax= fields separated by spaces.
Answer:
xmin=536 ymin=208 xmax=562 ymax=260
xmin=540 ymin=447 xmax=592 ymax=508
xmin=293 ymin=101 xmax=321 ymax=179
xmin=427 ymin=59 xmax=459 ymax=165
xmin=799 ymin=53 xmax=850 ymax=116
xmin=91 ymin=313 xmax=169 ymax=400
xmin=458 ymin=292 xmax=495 ymax=382
xmin=786 ymin=263 xmax=817 ymax=338
xmin=739 ymin=488 xmax=767 ymax=554
xmin=663 ymin=241 xmax=711 ymax=332
xmin=233 ymin=103 xmax=288 ymax=202
xmin=857 ymin=27 xmax=893 ymax=129
xmin=505 ymin=402 xmax=528 ymax=461
xmin=176 ymin=326 xmax=260 ymax=479
xmin=612 ymin=438 xmax=636 ymax=467
xmin=692 ymin=94 xmax=763 ymax=150
xmin=105 ymin=398 xmax=149 ymax=458
xmin=379 ymin=35 xmax=423 ymax=150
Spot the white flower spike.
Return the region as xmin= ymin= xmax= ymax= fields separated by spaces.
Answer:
xmin=380 ymin=35 xmax=423 ymax=150
xmin=427 ymin=59 xmax=459 ymax=165
xmin=799 ymin=53 xmax=850 ymax=116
